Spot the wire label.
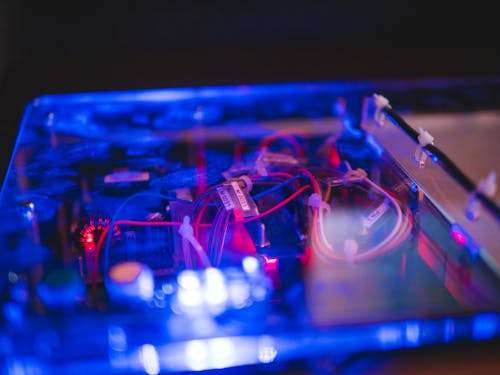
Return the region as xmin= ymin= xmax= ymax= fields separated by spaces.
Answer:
xmin=362 ymin=199 xmax=390 ymax=229
xmin=217 ymin=186 xmax=235 ymax=211
xmin=231 ymin=181 xmax=251 ymax=211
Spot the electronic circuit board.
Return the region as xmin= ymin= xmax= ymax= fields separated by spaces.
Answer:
xmin=0 ymin=81 xmax=499 ymax=374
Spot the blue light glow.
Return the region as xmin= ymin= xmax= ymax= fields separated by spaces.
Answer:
xmin=473 ymin=313 xmax=499 ymax=341
xmin=258 ymin=336 xmax=278 ymax=363
xmin=177 ymin=270 xmax=201 ymax=290
xmin=108 ymin=326 xmax=127 ymax=352
xmin=228 ymin=279 xmax=251 ymax=309
xmin=140 ymin=344 xmax=160 ymax=375
xmin=177 ymin=287 xmax=203 ymax=309
xmin=444 ymin=318 xmax=454 ymax=343
xmin=209 ymin=337 xmax=235 ymax=369
xmin=405 ymin=322 xmax=420 ymax=346
xmin=185 ymin=340 xmax=209 ymax=371
xmin=365 ymin=134 xmax=384 ymax=159
xmin=137 ymin=269 xmax=155 ymax=301
xmin=376 ymin=325 xmax=402 ymax=348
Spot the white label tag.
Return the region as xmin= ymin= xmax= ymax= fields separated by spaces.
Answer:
xmin=231 ymin=181 xmax=250 ymax=211
xmin=362 ymin=199 xmax=389 ymax=229
xmin=217 ymin=186 xmax=235 ymax=211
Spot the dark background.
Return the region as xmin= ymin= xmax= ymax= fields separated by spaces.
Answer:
xmin=3 ymin=0 xmax=498 ymax=177
xmin=0 ymin=1 xmax=499 ymax=372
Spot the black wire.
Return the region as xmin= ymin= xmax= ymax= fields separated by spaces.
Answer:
xmin=384 ymin=107 xmax=500 ymax=220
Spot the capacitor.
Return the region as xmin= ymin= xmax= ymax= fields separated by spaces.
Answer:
xmin=106 ymin=261 xmax=154 ymax=303
xmin=36 ymin=268 xmax=85 ymax=310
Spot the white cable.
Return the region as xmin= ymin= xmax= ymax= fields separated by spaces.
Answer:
xmin=350 ymin=178 xmax=403 ymax=260
xmin=307 ymin=193 xmax=333 ymax=252
xmin=179 ymin=216 xmax=211 ymax=268
xmin=312 ymin=174 xmax=405 ymax=262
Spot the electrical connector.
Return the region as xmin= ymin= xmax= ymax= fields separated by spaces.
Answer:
xmin=414 ymin=127 xmax=434 ymax=168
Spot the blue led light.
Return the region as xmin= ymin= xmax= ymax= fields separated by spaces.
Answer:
xmin=473 ymin=313 xmax=499 ymax=341
xmin=405 ymin=322 xmax=421 ymax=347
xmin=376 ymin=325 xmax=402 ymax=348
xmin=108 ymin=326 xmax=128 ymax=352
xmin=444 ymin=318 xmax=454 ymax=343
xmin=365 ymin=134 xmax=384 ymax=159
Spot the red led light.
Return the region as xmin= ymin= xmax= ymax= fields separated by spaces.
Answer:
xmin=262 ymin=255 xmax=279 ymax=272
xmin=451 ymin=229 xmax=467 ymax=246
xmin=85 ymin=232 xmax=94 ymax=243
xmin=263 ymin=255 xmax=278 ymax=265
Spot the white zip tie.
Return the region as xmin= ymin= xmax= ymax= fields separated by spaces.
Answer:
xmin=373 ymin=93 xmax=391 ymax=126
xmin=414 ymin=127 xmax=434 ymax=168
xmin=307 ymin=193 xmax=331 ymax=212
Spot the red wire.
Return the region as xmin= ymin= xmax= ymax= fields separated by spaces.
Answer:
xmin=114 ymin=220 xmax=182 ymax=227
xmin=297 ymin=168 xmax=321 ymax=194
xmin=91 ymin=185 xmax=311 ymax=286
xmin=194 ymin=200 xmax=209 ymax=239
xmin=234 ymin=140 xmax=245 ymax=163
xmin=242 ymin=185 xmax=311 ymax=223
xmin=259 ymin=133 xmax=305 ymax=158
xmin=267 ymin=171 xmax=295 ymax=179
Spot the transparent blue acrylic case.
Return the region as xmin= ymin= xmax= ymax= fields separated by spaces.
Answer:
xmin=0 ymin=80 xmax=499 ymax=374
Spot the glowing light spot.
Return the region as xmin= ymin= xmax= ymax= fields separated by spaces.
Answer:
xmin=108 ymin=326 xmax=127 ymax=352
xmin=185 ymin=340 xmax=209 ymax=371
xmin=450 ymin=227 xmax=467 ymax=246
xmin=242 ymin=256 xmax=259 ymax=274
xmin=258 ymin=336 xmax=277 ymax=363
xmin=161 ymin=283 xmax=175 ymax=295
xmin=140 ymin=344 xmax=160 ymax=375
xmin=178 ymin=270 xmax=200 ymax=290
xmin=137 ymin=269 xmax=154 ymax=301
xmin=405 ymin=322 xmax=420 ymax=346
xmin=228 ymin=280 xmax=251 ymax=309
xmin=444 ymin=318 xmax=454 ymax=343
xmin=8 ymin=272 xmax=18 ymax=284
xmin=473 ymin=313 xmax=498 ymax=341
xmin=178 ymin=288 xmax=203 ymax=308
xmin=84 ymin=232 xmax=94 ymax=243
xmin=376 ymin=325 xmax=402 ymax=347
xmin=263 ymin=256 xmax=278 ymax=265
xmin=203 ymin=268 xmax=228 ymax=308
xmin=210 ymin=337 xmax=235 ymax=369
xmin=204 ymin=268 xmax=225 ymax=284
